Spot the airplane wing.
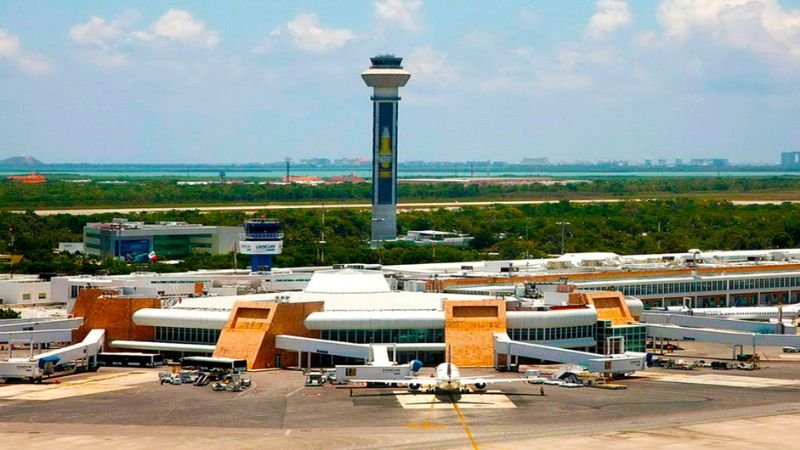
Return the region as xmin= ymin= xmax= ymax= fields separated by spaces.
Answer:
xmin=347 ymin=377 xmax=435 ymax=387
xmin=460 ymin=376 xmax=531 ymax=385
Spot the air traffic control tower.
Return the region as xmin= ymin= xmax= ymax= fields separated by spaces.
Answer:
xmin=362 ymin=55 xmax=411 ymax=242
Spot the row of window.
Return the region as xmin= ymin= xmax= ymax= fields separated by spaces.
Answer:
xmin=21 ymin=292 xmax=47 ymax=300
xmin=584 ymin=276 xmax=800 ymax=297
xmin=320 ymin=329 xmax=444 ymax=344
xmin=150 ymin=280 xmax=210 ymax=284
xmin=507 ymin=325 xmax=594 ymax=342
xmin=155 ymin=327 xmax=220 ymax=345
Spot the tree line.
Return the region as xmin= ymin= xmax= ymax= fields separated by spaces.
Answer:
xmin=2 ymin=176 xmax=800 ymax=208
xmin=2 ymin=199 xmax=800 ymax=275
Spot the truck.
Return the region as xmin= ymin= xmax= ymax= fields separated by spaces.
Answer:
xmin=334 ymin=364 xmax=414 ymax=385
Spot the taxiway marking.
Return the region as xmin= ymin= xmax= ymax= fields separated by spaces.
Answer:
xmin=451 ymin=394 xmax=479 ymax=450
xmin=285 ymin=386 xmax=304 ymax=398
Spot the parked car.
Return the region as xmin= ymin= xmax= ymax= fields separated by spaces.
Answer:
xmin=782 ymin=347 xmax=800 ymax=353
xmin=158 ymin=372 xmax=172 ymax=385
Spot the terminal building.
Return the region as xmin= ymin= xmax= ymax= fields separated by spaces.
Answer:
xmin=71 ymin=269 xmax=645 ymax=369
xmin=14 ymin=247 xmax=800 ymax=373
xmin=83 ymin=219 xmax=241 ymax=260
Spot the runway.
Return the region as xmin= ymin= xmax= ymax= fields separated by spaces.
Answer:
xmin=19 ymin=198 xmax=800 ymax=216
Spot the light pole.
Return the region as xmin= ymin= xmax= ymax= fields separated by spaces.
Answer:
xmin=524 ymin=218 xmax=530 ymax=260
xmin=556 ymin=221 xmax=570 ymax=255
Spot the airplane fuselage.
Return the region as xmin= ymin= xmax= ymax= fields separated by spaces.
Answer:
xmin=668 ymin=304 xmax=800 ymax=320
xmin=434 ymin=362 xmax=462 ymax=392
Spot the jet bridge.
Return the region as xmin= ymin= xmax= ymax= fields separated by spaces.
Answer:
xmin=493 ymin=333 xmax=646 ymax=375
xmin=0 ymin=328 xmax=75 ymax=346
xmin=0 ymin=317 xmax=84 ymax=334
xmin=274 ymin=334 xmax=445 ymax=368
xmin=646 ymin=324 xmax=800 ymax=352
xmin=0 ymin=329 xmax=106 ymax=382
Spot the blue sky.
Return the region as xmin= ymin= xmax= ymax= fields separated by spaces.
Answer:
xmin=2 ymin=0 xmax=800 ymax=164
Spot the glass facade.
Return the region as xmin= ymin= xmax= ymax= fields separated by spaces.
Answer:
xmin=506 ymin=325 xmax=594 ymax=342
xmin=320 ymin=328 xmax=444 ymax=344
xmin=155 ymin=327 xmax=220 ymax=345
xmin=581 ymin=275 xmax=800 ymax=298
xmin=595 ymin=320 xmax=646 ymax=354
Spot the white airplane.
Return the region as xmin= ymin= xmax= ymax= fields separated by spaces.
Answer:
xmin=666 ymin=304 xmax=800 ymax=320
xmin=352 ymin=351 xmax=531 ymax=394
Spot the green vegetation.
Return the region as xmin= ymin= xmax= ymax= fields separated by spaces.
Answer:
xmin=0 ymin=308 xmax=21 ymax=319
xmin=3 ymin=176 xmax=800 ymax=209
xmin=2 ymin=199 xmax=800 ymax=275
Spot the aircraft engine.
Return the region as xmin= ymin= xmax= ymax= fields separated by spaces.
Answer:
xmin=473 ymin=381 xmax=487 ymax=392
xmin=409 ymin=383 xmax=422 ymax=391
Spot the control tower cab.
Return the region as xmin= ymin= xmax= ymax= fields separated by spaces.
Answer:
xmin=362 ymin=55 xmax=411 ymax=243
xmin=240 ymin=219 xmax=283 ymax=272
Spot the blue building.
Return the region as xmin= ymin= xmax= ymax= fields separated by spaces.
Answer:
xmin=83 ymin=219 xmax=240 ymax=261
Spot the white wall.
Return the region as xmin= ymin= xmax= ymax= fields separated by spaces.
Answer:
xmin=0 ymin=280 xmax=52 ymax=305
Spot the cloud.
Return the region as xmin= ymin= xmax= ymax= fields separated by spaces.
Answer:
xmin=253 ymin=27 xmax=282 ymax=54
xmin=633 ymin=31 xmax=659 ymax=48
xmin=282 ymin=13 xmax=355 ymax=53
xmin=131 ymin=9 xmax=220 ymax=49
xmin=374 ymin=0 xmax=423 ymax=31
xmin=586 ymin=0 xmax=632 ymax=39
xmin=406 ymin=46 xmax=458 ymax=85
xmin=69 ymin=16 xmax=130 ymax=68
xmin=69 ymin=16 xmax=122 ymax=48
xmin=658 ymin=0 xmax=800 ymax=63
xmin=0 ymin=29 xmax=51 ymax=75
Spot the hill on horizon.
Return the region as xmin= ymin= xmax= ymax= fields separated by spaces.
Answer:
xmin=0 ymin=155 xmax=45 ymax=167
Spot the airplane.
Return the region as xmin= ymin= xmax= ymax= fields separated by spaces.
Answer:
xmin=665 ymin=303 xmax=800 ymax=320
xmin=350 ymin=347 xmax=532 ymax=394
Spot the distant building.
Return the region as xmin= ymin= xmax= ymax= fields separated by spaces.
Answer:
xmin=333 ymin=157 xmax=370 ymax=166
xmin=520 ymin=157 xmax=550 ymax=165
xmin=675 ymin=158 xmax=684 ymax=166
xmin=57 ymin=242 xmax=84 ymax=254
xmin=781 ymin=152 xmax=800 ymax=168
xmin=688 ymin=158 xmax=729 ymax=168
xmin=327 ymin=174 xmax=366 ymax=184
xmin=282 ymin=176 xmax=324 ymax=185
xmin=83 ymin=219 xmax=241 ymax=260
xmin=398 ymin=230 xmax=474 ymax=247
xmin=300 ymin=158 xmax=332 ymax=166
xmin=6 ymin=173 xmax=46 ymax=183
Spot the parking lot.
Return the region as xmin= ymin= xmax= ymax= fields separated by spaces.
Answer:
xmin=1 ymin=343 xmax=800 ymax=448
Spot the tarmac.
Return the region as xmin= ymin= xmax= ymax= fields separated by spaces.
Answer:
xmin=1 ymin=343 xmax=800 ymax=449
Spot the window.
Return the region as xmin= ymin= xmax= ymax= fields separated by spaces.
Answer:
xmin=22 ymin=293 xmax=31 ymax=300
xmin=38 ymin=292 xmax=47 ymax=299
